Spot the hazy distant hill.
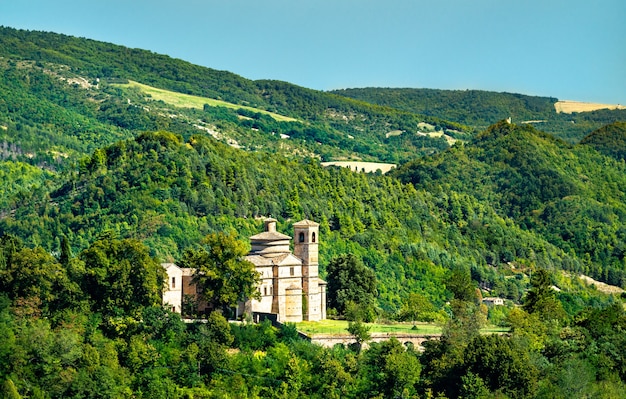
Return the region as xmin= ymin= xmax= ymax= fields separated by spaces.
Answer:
xmin=332 ymin=87 xmax=626 ymax=143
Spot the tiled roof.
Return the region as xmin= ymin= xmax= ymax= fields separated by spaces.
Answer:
xmin=249 ymin=231 xmax=291 ymax=240
xmin=293 ymin=219 xmax=319 ymax=227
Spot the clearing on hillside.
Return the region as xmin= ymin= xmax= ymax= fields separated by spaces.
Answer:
xmin=321 ymin=161 xmax=396 ymax=174
xmin=555 ymin=101 xmax=625 ymax=114
xmin=578 ymin=274 xmax=624 ymax=295
xmin=115 ymin=80 xmax=298 ymax=122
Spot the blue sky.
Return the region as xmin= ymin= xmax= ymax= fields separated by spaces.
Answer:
xmin=1 ymin=0 xmax=625 ymax=104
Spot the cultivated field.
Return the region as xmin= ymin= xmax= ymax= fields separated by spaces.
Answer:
xmin=321 ymin=161 xmax=396 ymax=174
xmin=555 ymin=100 xmax=625 ymax=114
xmin=116 ymin=80 xmax=298 ymax=122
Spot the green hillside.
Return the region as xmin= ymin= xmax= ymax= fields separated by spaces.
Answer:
xmin=392 ymin=120 xmax=626 ymax=287
xmin=333 ymin=87 xmax=626 ymax=142
xmin=1 ymin=27 xmax=626 ymax=398
xmin=580 ymin=121 xmax=626 ymax=161
xmin=0 ymin=129 xmax=580 ymax=312
xmin=0 ymin=26 xmax=467 ymax=167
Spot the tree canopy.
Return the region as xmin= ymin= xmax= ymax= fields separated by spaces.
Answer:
xmin=179 ymin=232 xmax=260 ymax=314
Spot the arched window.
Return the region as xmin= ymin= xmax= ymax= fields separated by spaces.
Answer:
xmin=312 ymin=232 xmax=316 ymax=243
xmin=299 ymin=232 xmax=305 ymax=242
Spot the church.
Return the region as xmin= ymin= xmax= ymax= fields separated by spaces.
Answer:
xmin=162 ymin=218 xmax=326 ymax=322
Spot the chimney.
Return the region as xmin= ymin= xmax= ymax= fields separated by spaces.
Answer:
xmin=264 ymin=218 xmax=277 ymax=232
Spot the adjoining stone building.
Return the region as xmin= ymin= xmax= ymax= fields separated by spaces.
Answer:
xmin=162 ymin=218 xmax=326 ymax=322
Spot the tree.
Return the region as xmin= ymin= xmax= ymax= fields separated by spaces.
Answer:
xmin=463 ymin=334 xmax=539 ymax=398
xmin=522 ymin=268 xmax=565 ymax=322
xmin=447 ymin=266 xmax=477 ymax=303
xmin=399 ymin=292 xmax=439 ymax=324
xmin=346 ymin=320 xmax=371 ymax=353
xmin=79 ymin=237 xmax=164 ymax=316
xmin=179 ymin=232 xmax=259 ymax=315
xmin=361 ymin=338 xmax=421 ymax=397
xmin=326 ymin=254 xmax=377 ymax=320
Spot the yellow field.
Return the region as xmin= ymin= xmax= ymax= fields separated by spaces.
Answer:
xmin=554 ymin=100 xmax=625 ymax=114
xmin=320 ymin=161 xmax=396 ymax=174
xmin=116 ymin=80 xmax=298 ymax=122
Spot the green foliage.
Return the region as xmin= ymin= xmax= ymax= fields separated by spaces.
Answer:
xmin=1 ymin=26 xmax=626 ymax=398
xmin=346 ymin=320 xmax=371 ymax=352
xmin=580 ymin=121 xmax=626 ymax=161
xmin=360 ymin=338 xmax=421 ymax=397
xmin=0 ymin=26 xmax=466 ymax=170
xmin=0 ymin=237 xmax=625 ymax=398
xmin=523 ymin=269 xmax=566 ymax=322
xmin=394 ymin=121 xmax=626 ymax=289
xmin=398 ymin=292 xmax=442 ymax=323
xmin=463 ymin=334 xmax=538 ymax=398
xmin=79 ymin=237 xmax=164 ymax=317
xmin=179 ymin=232 xmax=260 ymax=314
xmin=326 ymin=254 xmax=377 ymax=320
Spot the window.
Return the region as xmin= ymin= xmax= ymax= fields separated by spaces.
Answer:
xmin=312 ymin=232 xmax=316 ymax=243
xmin=290 ymin=267 xmax=295 ymax=276
xmin=171 ymin=277 xmax=176 ymax=289
xmin=299 ymin=232 xmax=305 ymax=242
xmin=264 ymin=286 xmax=267 ymax=296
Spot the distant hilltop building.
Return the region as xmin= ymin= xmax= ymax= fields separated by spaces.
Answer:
xmin=163 ymin=218 xmax=326 ymax=322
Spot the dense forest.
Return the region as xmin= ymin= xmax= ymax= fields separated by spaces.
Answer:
xmin=392 ymin=121 xmax=626 ymax=289
xmin=0 ymin=27 xmax=625 ymax=398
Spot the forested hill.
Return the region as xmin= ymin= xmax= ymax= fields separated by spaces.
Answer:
xmin=0 ymin=26 xmax=624 ymax=302
xmin=2 ymin=26 xmax=626 ymax=398
xmin=0 ymin=129 xmax=582 ymax=311
xmin=579 ymin=121 xmax=626 ymax=161
xmin=332 ymin=87 xmax=626 ymax=142
xmin=392 ymin=120 xmax=626 ymax=287
xmin=0 ymin=26 xmax=468 ymax=167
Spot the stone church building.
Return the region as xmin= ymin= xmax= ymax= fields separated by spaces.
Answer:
xmin=162 ymin=218 xmax=326 ymax=322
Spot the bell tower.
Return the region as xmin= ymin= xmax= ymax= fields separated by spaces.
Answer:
xmin=293 ymin=219 xmax=321 ymax=321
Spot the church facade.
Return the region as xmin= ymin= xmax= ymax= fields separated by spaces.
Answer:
xmin=162 ymin=218 xmax=326 ymax=322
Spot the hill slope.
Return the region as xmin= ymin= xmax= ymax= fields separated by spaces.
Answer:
xmin=333 ymin=87 xmax=626 ymax=143
xmin=392 ymin=121 xmax=626 ymax=287
xmin=579 ymin=121 xmax=626 ymax=161
xmin=0 ymin=26 xmax=468 ymax=168
xmin=0 ymin=129 xmax=587 ymax=310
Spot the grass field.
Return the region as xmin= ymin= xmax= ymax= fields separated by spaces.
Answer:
xmin=296 ymin=319 xmax=509 ymax=336
xmin=116 ymin=80 xmax=298 ymax=122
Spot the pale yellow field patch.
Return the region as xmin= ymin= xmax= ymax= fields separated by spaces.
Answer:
xmin=116 ymin=80 xmax=298 ymax=122
xmin=579 ymin=274 xmax=624 ymax=295
xmin=321 ymin=161 xmax=396 ymax=174
xmin=555 ymin=100 xmax=626 ymax=114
